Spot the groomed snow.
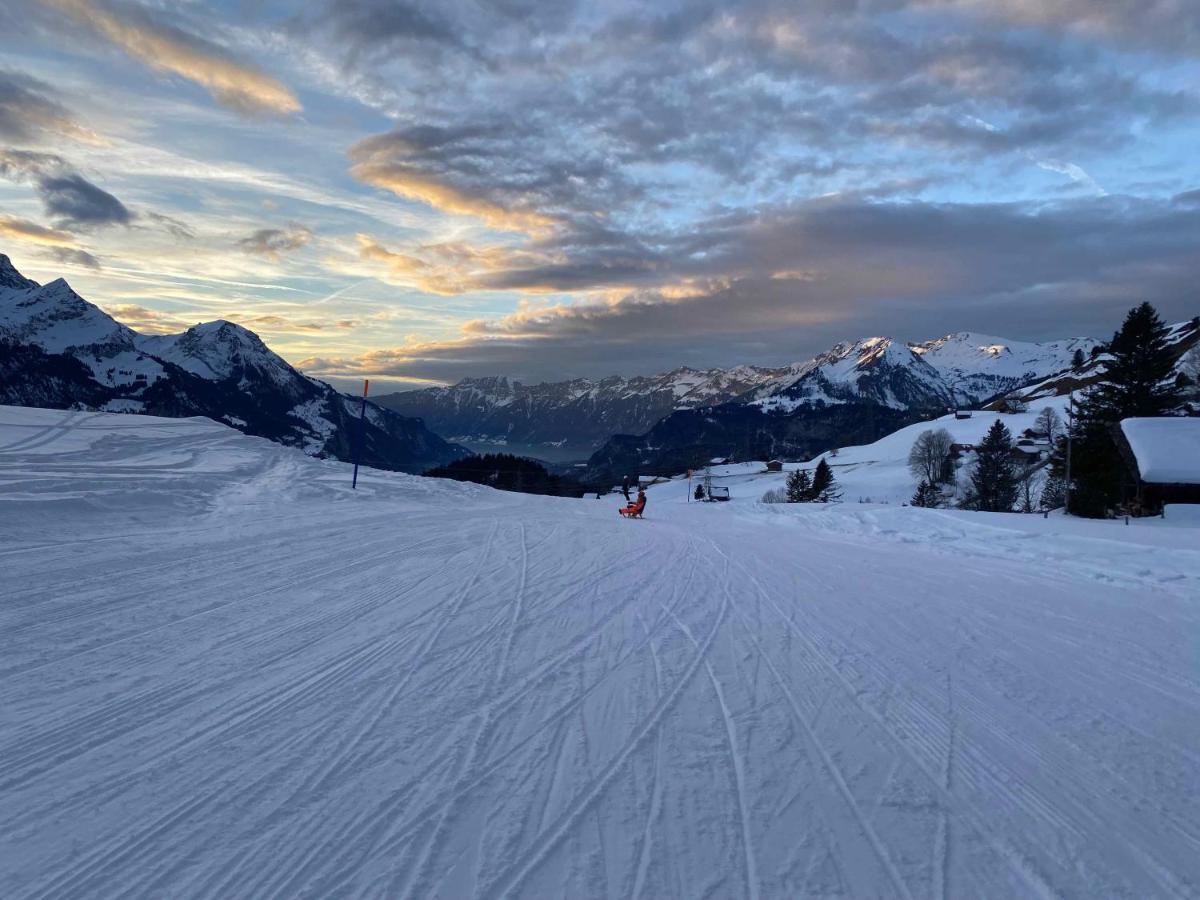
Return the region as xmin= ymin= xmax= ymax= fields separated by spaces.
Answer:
xmin=1121 ymin=417 xmax=1200 ymax=484
xmin=3 ymin=406 xmax=1199 ymax=898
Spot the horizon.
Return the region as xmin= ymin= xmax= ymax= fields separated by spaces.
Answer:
xmin=3 ymin=246 xmax=1123 ymax=395
xmin=2 ymin=2 xmax=1199 ymax=386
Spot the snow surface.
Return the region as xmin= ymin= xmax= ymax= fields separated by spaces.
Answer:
xmin=3 ymin=405 xmax=1199 ymax=898
xmin=1121 ymin=417 xmax=1200 ymax=484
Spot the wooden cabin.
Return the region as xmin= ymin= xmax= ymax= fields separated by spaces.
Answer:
xmin=1115 ymin=418 xmax=1200 ymax=514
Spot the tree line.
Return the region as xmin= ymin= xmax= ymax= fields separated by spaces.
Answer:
xmin=762 ymin=458 xmax=843 ymax=504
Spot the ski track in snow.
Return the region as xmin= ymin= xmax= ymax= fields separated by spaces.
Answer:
xmin=2 ymin=406 xmax=1199 ymax=899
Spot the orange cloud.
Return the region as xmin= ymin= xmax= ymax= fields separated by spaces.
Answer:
xmin=45 ymin=0 xmax=301 ymax=116
xmin=0 ymin=216 xmax=76 ymax=247
xmin=348 ymin=149 xmax=554 ymax=235
xmin=354 ymin=234 xmax=543 ymax=295
xmin=104 ymin=303 xmax=191 ymax=334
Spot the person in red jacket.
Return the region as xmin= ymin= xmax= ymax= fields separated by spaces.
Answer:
xmin=620 ymin=487 xmax=647 ymax=518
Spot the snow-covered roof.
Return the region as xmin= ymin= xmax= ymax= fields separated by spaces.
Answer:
xmin=1120 ymin=418 xmax=1200 ymax=484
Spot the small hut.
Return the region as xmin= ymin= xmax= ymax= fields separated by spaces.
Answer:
xmin=765 ymin=459 xmax=784 ymax=473
xmin=1115 ymin=418 xmax=1200 ymax=513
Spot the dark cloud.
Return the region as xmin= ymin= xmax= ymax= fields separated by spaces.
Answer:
xmin=237 ymin=225 xmax=312 ymax=258
xmin=0 ymin=69 xmax=96 ymax=144
xmin=0 ymin=149 xmax=133 ymax=229
xmin=46 ymin=246 xmax=101 ymax=269
xmin=37 ymin=173 xmax=132 ymax=228
xmin=303 ymin=193 xmax=1200 ymax=383
xmin=145 ymin=211 xmax=196 ymax=239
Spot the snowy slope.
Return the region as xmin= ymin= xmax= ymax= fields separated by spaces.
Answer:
xmin=659 ymin=401 xmax=1068 ymax=507
xmin=3 ymin=406 xmax=1199 ymax=898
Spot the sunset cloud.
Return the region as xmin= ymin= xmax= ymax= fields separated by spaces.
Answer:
xmin=0 ymin=69 xmax=105 ymax=144
xmin=43 ymin=0 xmax=301 ymax=116
xmin=0 ymin=215 xmax=76 ymax=247
xmin=349 ymin=156 xmax=554 ymax=235
xmin=237 ymin=225 xmax=312 ymax=259
xmin=6 ymin=0 xmax=1198 ymax=384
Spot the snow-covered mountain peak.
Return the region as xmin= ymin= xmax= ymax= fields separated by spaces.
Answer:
xmin=0 ymin=272 xmax=137 ymax=357
xmin=0 ymin=254 xmax=39 ymax=291
xmin=138 ymin=319 xmax=296 ymax=387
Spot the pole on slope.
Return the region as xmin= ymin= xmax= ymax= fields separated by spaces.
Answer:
xmin=687 ymin=469 xmax=692 ymax=502
xmin=1063 ymin=391 xmax=1074 ymax=515
xmin=352 ymin=379 xmax=369 ymax=490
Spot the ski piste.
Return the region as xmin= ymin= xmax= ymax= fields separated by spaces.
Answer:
xmin=3 ymin=406 xmax=1199 ymax=897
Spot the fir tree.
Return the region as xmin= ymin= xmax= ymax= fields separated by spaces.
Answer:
xmin=785 ymin=468 xmax=811 ymax=503
xmin=911 ymin=480 xmax=940 ymax=508
xmin=968 ymin=419 xmax=1018 ymax=512
xmin=1086 ymin=302 xmax=1181 ymax=420
xmin=1068 ymin=303 xmax=1181 ymax=517
xmin=811 ymin=459 xmax=842 ymax=502
xmin=1072 ymin=347 xmax=1086 ymax=369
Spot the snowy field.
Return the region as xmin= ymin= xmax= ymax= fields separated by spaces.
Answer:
xmin=2 ymin=406 xmax=1199 ymax=898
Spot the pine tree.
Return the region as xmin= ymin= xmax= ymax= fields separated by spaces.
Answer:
xmin=911 ymin=480 xmax=940 ymax=508
xmin=1086 ymin=303 xmax=1181 ymax=420
xmin=968 ymin=419 xmax=1018 ymax=512
xmin=1069 ymin=303 xmax=1182 ymax=517
xmin=811 ymin=459 xmax=842 ymax=502
xmin=785 ymin=468 xmax=811 ymax=503
xmin=1072 ymin=348 xmax=1086 ymax=369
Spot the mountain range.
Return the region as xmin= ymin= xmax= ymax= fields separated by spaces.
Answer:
xmin=373 ymin=366 xmax=786 ymax=458
xmin=586 ymin=323 xmax=1198 ymax=480
xmin=378 ymin=329 xmax=1103 ymax=474
xmin=0 ymin=254 xmax=465 ymax=474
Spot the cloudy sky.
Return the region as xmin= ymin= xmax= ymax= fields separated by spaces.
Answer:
xmin=1 ymin=0 xmax=1198 ymax=388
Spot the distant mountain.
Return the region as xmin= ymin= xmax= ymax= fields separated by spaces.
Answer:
xmin=0 ymin=253 xmax=465 ymax=473
xmin=374 ymin=366 xmax=786 ymax=457
xmin=585 ymin=331 xmax=1104 ymax=480
xmin=993 ymin=317 xmax=1200 ymax=411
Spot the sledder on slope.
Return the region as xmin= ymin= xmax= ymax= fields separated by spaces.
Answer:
xmin=619 ymin=487 xmax=647 ymax=518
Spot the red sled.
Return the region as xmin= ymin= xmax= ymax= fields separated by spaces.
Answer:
xmin=619 ymin=499 xmax=646 ymax=518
